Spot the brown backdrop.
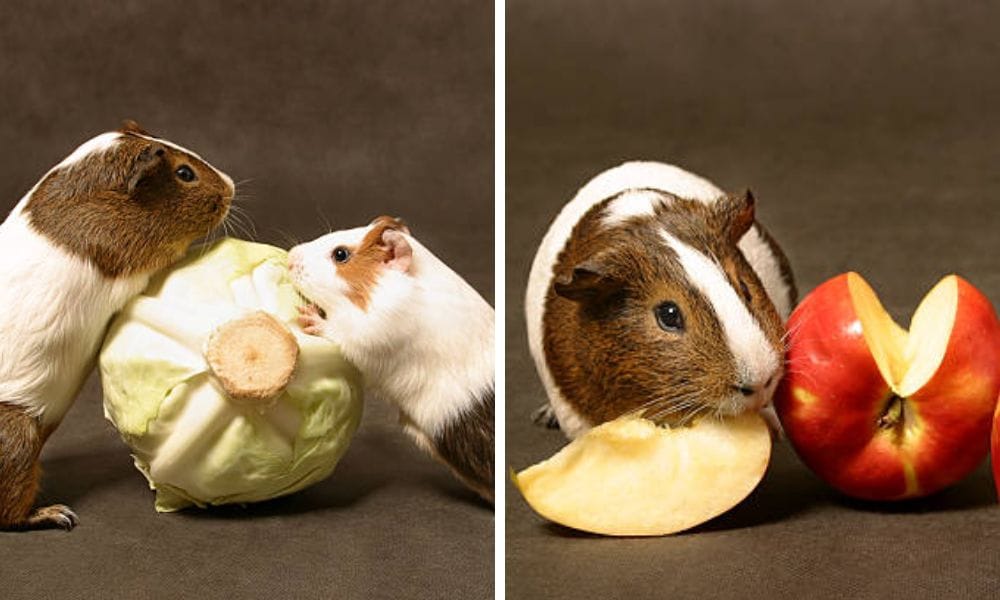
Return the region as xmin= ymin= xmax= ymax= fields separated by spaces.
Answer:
xmin=0 ymin=2 xmax=493 ymax=599
xmin=507 ymin=1 xmax=1000 ymax=598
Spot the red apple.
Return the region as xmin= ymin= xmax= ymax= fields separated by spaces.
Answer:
xmin=775 ymin=272 xmax=1000 ymax=501
xmin=993 ymin=399 xmax=1000 ymax=499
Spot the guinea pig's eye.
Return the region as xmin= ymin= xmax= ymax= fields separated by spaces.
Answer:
xmin=739 ymin=279 xmax=752 ymax=304
xmin=655 ymin=301 xmax=685 ymax=332
xmin=175 ymin=165 xmax=196 ymax=183
xmin=332 ymin=246 xmax=351 ymax=263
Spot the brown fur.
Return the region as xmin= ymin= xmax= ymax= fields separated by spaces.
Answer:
xmin=0 ymin=404 xmax=41 ymax=527
xmin=336 ymin=216 xmax=408 ymax=310
xmin=543 ymin=190 xmax=787 ymax=428
xmin=25 ymin=126 xmax=232 ymax=277
xmin=0 ymin=404 xmax=75 ymax=530
xmin=432 ymin=390 xmax=494 ymax=502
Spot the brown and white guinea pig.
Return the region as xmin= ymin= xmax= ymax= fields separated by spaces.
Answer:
xmin=526 ymin=161 xmax=796 ymax=439
xmin=0 ymin=121 xmax=234 ymax=530
xmin=288 ymin=216 xmax=495 ymax=502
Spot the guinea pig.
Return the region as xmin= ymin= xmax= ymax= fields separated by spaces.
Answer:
xmin=526 ymin=161 xmax=796 ymax=439
xmin=0 ymin=120 xmax=234 ymax=530
xmin=288 ymin=216 xmax=494 ymax=502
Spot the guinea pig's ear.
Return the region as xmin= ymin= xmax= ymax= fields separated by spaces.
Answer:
xmin=380 ymin=228 xmax=413 ymax=273
xmin=119 ymin=119 xmax=152 ymax=136
xmin=715 ymin=189 xmax=756 ymax=243
xmin=553 ymin=252 xmax=621 ymax=303
xmin=371 ymin=215 xmax=411 ymax=236
xmin=127 ymin=143 xmax=167 ymax=194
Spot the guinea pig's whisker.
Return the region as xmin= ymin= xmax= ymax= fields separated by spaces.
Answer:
xmin=644 ymin=401 xmax=699 ymax=419
xmin=643 ymin=399 xmax=705 ymax=424
xmin=313 ymin=206 xmax=334 ymax=233
xmin=196 ymin=219 xmax=230 ymax=256
xmin=225 ymin=205 xmax=258 ymax=241
xmin=634 ymin=393 xmax=698 ymax=411
xmin=275 ymin=229 xmax=301 ymax=248
xmin=232 ymin=184 xmax=257 ymax=204
xmin=652 ymin=393 xmax=701 ymax=406
xmin=780 ymin=316 xmax=815 ymax=349
xmin=678 ymin=405 xmax=711 ymax=427
xmin=639 ymin=404 xmax=684 ymax=422
xmin=202 ymin=226 xmax=221 ymax=247
xmin=781 ymin=325 xmax=800 ymax=343
xmin=229 ymin=216 xmax=256 ymax=242
xmin=639 ymin=393 xmax=700 ymax=413
xmin=224 ymin=220 xmax=242 ymax=241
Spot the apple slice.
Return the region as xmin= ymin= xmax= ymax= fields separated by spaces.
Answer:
xmin=513 ymin=413 xmax=771 ymax=536
xmin=848 ymin=273 xmax=958 ymax=399
xmin=776 ymin=273 xmax=1000 ymax=500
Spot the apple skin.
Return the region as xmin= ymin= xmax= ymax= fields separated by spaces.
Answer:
xmin=993 ymin=399 xmax=1000 ymax=500
xmin=775 ymin=273 xmax=1000 ymax=501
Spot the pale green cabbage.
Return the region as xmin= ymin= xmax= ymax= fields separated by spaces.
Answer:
xmin=100 ymin=238 xmax=363 ymax=512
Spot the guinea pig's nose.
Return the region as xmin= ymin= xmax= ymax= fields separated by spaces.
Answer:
xmin=734 ymin=381 xmax=772 ymax=411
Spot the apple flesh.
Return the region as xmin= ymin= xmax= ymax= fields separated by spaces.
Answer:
xmin=513 ymin=413 xmax=771 ymax=536
xmin=775 ymin=273 xmax=1000 ymax=501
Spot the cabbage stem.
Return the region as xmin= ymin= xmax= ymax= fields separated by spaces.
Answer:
xmin=205 ymin=311 xmax=299 ymax=407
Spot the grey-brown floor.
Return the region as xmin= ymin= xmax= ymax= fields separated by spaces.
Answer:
xmin=0 ymin=2 xmax=493 ymax=599
xmin=506 ymin=1 xmax=1000 ymax=598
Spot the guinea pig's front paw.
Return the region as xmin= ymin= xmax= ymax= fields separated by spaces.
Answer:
xmin=26 ymin=504 xmax=79 ymax=531
xmin=531 ymin=404 xmax=560 ymax=429
xmin=297 ymin=304 xmax=327 ymax=336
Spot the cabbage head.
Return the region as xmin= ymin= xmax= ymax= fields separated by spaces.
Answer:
xmin=100 ymin=238 xmax=363 ymax=512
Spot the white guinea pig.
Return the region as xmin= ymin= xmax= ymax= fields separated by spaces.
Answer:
xmin=526 ymin=161 xmax=796 ymax=439
xmin=288 ymin=216 xmax=494 ymax=502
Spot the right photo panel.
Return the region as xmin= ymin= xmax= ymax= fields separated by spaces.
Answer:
xmin=506 ymin=1 xmax=1000 ymax=598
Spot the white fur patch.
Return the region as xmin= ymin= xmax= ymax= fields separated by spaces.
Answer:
xmin=578 ymin=161 xmax=724 ymax=206
xmin=738 ymin=225 xmax=793 ymax=320
xmin=601 ymin=189 xmax=671 ymax=227
xmin=0 ymin=211 xmax=149 ymax=427
xmin=56 ymin=132 xmax=122 ymax=168
xmin=661 ymin=230 xmax=779 ymax=388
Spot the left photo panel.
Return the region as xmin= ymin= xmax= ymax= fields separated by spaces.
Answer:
xmin=0 ymin=2 xmax=494 ymax=599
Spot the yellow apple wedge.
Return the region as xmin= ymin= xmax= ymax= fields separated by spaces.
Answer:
xmin=513 ymin=413 xmax=771 ymax=536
